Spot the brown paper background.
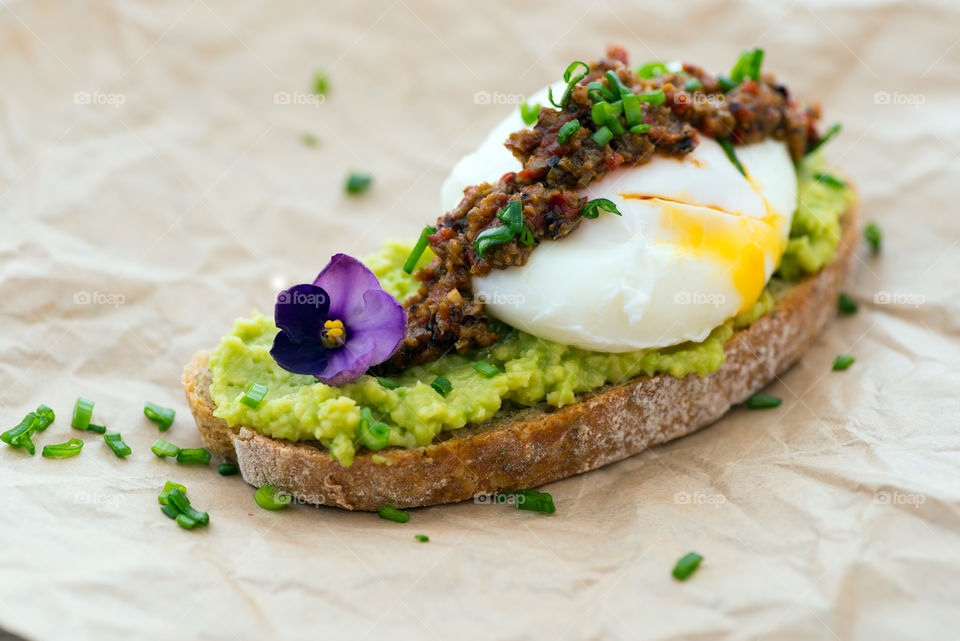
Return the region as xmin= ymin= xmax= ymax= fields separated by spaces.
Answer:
xmin=1 ymin=1 xmax=958 ymax=639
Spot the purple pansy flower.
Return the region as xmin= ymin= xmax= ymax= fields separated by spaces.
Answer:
xmin=270 ymin=254 xmax=406 ymax=385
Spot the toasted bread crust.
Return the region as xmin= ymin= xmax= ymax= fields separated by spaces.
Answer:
xmin=183 ymin=202 xmax=858 ymax=511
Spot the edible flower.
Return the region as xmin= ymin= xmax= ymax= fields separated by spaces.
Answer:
xmin=270 ymin=254 xmax=406 ymax=385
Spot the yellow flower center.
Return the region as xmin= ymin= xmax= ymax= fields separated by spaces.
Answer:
xmin=320 ymin=319 xmax=347 ymax=349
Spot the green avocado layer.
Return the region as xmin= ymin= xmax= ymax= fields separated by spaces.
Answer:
xmin=208 ymin=156 xmax=854 ymax=465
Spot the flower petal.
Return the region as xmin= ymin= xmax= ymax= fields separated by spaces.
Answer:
xmin=313 ymin=254 xmax=382 ymax=320
xmin=345 ymin=288 xmax=407 ymax=364
xmin=274 ymin=284 xmax=330 ymax=342
xmin=314 ymin=332 xmax=377 ymax=386
xmin=270 ymin=330 xmax=330 ymax=376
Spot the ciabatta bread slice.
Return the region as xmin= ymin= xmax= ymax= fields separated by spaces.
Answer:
xmin=183 ymin=201 xmax=858 ymax=511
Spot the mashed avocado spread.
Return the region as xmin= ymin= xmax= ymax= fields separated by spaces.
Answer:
xmin=208 ymin=156 xmax=853 ymax=465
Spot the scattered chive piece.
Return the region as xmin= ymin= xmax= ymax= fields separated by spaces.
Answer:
xmin=672 ymin=552 xmax=703 ymax=580
xmin=636 ymin=61 xmax=668 ymax=79
xmin=684 ymin=77 xmax=703 ymax=91
xmin=592 ymin=126 xmax=613 ymax=147
xmin=581 ymin=198 xmax=623 ymax=219
xmin=833 ymin=355 xmax=855 ymax=371
xmin=166 ymin=488 xmax=210 ymax=525
xmin=403 ymin=225 xmax=436 ymax=274
xmin=430 ymin=376 xmax=452 ymax=397
xmin=158 ymin=481 xmax=187 ymax=505
xmin=85 ymin=423 xmax=107 ymax=434
xmin=41 ymin=438 xmax=84 ymax=459
xmin=217 ymin=463 xmax=239 ymax=476
xmin=414 ymin=534 xmax=429 ymax=542
xmin=378 ymin=505 xmax=410 ymax=523
xmin=514 ymin=489 xmax=556 ymax=514
xmin=160 ymin=504 xmax=178 ymax=520
xmin=34 ymin=405 xmax=55 ymax=430
xmin=312 ymin=71 xmax=328 ymax=96
xmin=71 ymin=397 xmax=94 ymax=431
xmin=717 ymin=138 xmax=747 ymax=176
xmin=717 ymin=74 xmax=738 ymax=92
xmin=604 ymin=70 xmax=633 ymax=98
xmin=863 ymin=222 xmax=882 ymax=254
xmin=548 ymin=60 xmax=589 ymax=109
xmin=345 ymin=172 xmax=373 ymax=195
xmin=838 ymin=292 xmax=858 ymax=315
xmin=806 ymin=123 xmax=841 ymax=156
xmin=144 ymin=402 xmax=175 ymax=431
xmin=151 ymin=439 xmax=180 ymax=458
xmin=746 ymin=394 xmax=782 ymax=409
xmin=556 ymin=119 xmax=580 ymax=145
xmin=621 ymin=94 xmax=642 ymax=127
xmin=629 ymin=123 xmax=651 ymax=134
xmin=2 ymin=413 xmax=40 ymax=455
xmin=376 ymin=377 xmax=399 ymax=390
xmin=637 ymin=89 xmax=666 ymax=105
xmin=300 ymin=132 xmax=319 ymax=147
xmin=358 ymin=407 xmax=390 ymax=451
xmin=240 ymin=383 xmax=268 ymax=409
xmin=176 ymin=448 xmax=211 ymax=465
xmin=104 ymin=432 xmax=131 ymax=458
xmin=814 ymin=171 xmax=846 ymax=189
xmin=472 ymin=360 xmax=500 ymax=378
xmin=255 ymin=484 xmax=292 ymax=510
xmin=175 ymin=513 xmax=200 ymax=530
xmin=520 ymin=101 xmax=540 ymax=125
xmin=586 ymin=80 xmax=616 ymax=102
xmin=730 ymin=48 xmax=764 ymax=83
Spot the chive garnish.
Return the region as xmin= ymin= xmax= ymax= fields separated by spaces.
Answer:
xmin=2 ymin=413 xmax=40 ymax=456
xmin=746 ymin=394 xmax=782 ymax=409
xmin=376 ymin=376 xmax=400 ymax=390
xmin=312 ymin=71 xmax=328 ymax=96
xmin=35 ymin=405 xmax=55 ymax=430
xmin=176 ymin=448 xmax=211 ymax=465
xmin=41 ymin=438 xmax=84 ymax=459
xmin=403 ymin=225 xmax=436 ymax=274
xmin=430 ymin=376 xmax=452 ymax=397
xmin=472 ymin=360 xmax=501 ymax=378
xmin=217 ymin=463 xmax=239 ymax=476
xmin=838 ymin=292 xmax=858 ymax=315
xmin=592 ymin=126 xmax=613 ymax=147
xmin=717 ymin=138 xmax=747 ymax=176
xmin=863 ymin=222 xmax=882 ymax=254
xmin=240 ymin=383 xmax=268 ymax=409
xmin=255 ymin=484 xmax=292 ymax=510
xmin=832 ymin=355 xmax=855 ymax=371
xmin=580 ymin=198 xmax=623 ymax=219
xmin=414 ymin=534 xmax=429 ymax=542
xmin=71 ymin=397 xmax=95 ymax=431
xmin=717 ymin=74 xmax=738 ymax=92
xmin=814 ymin=172 xmax=846 ymax=189
xmin=103 ymin=432 xmax=131 ymax=458
xmin=629 ymin=123 xmax=651 ymax=134
xmin=672 ymin=552 xmax=703 ymax=580
xmin=556 ymin=119 xmax=580 ymax=145
xmin=85 ymin=423 xmax=107 ymax=435
xmin=378 ymin=505 xmax=410 ymax=523
xmin=519 ymin=101 xmax=540 ymax=125
xmin=358 ymin=407 xmax=390 ymax=451
xmin=636 ymin=89 xmax=666 ymax=105
xmin=604 ymin=70 xmax=633 ymax=98
xmin=160 ymin=504 xmax=179 ymax=520
xmin=586 ymin=80 xmax=616 ymax=103
xmin=621 ymin=94 xmax=642 ymax=127
xmin=144 ymin=402 xmax=175 ymax=431
xmin=300 ymin=132 xmax=319 ymax=147
xmin=160 ymin=485 xmax=210 ymax=530
xmin=515 ymin=489 xmax=556 ymax=514
xmin=730 ymin=48 xmax=764 ymax=83
xmin=158 ymin=481 xmax=187 ymax=505
xmin=684 ymin=77 xmax=703 ymax=91
xmin=151 ymin=439 xmax=180 ymax=458
xmin=548 ymin=61 xmax=590 ymax=109
xmin=474 ymin=200 xmax=533 ymax=257
xmin=345 ymin=172 xmax=373 ymax=195
xmin=636 ymin=61 xmax=668 ymax=79
xmin=806 ymin=123 xmax=841 ymax=156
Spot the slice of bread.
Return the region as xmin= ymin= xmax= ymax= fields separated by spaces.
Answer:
xmin=183 ymin=201 xmax=858 ymax=511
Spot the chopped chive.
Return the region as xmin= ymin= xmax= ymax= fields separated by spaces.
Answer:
xmin=863 ymin=222 xmax=882 ymax=254
xmin=636 ymin=61 xmax=668 ymax=79
xmin=255 ymin=484 xmax=292 ymax=510
xmin=175 ymin=513 xmax=200 ymax=530
xmin=358 ymin=407 xmax=390 ymax=451
xmin=717 ymin=74 xmax=738 ymax=92
xmin=730 ymin=48 xmax=764 ymax=83
xmin=414 ymin=534 xmax=429 ymax=542
xmin=151 ymin=439 xmax=180 ymax=458
xmin=34 ymin=405 xmax=55 ymax=430
xmin=300 ymin=132 xmax=319 ymax=147
xmin=621 ymin=94 xmax=642 ymax=127
xmin=41 ymin=438 xmax=84 ymax=459
xmin=592 ymin=125 xmax=613 ymax=147
xmin=71 ymin=397 xmax=94 ymax=431
xmin=345 ymin=172 xmax=373 ymax=195
xmin=806 ymin=123 xmax=841 ymax=156
xmin=240 ymin=383 xmax=268 ymax=409
xmin=176 ymin=448 xmax=211 ymax=465
xmin=814 ymin=171 xmax=846 ymax=189
xmin=636 ymin=89 xmax=666 ymax=105
xmin=472 ymin=360 xmax=501 ymax=378
xmin=629 ymin=123 xmax=651 ymax=135
xmin=166 ymin=488 xmax=210 ymax=525
xmin=606 ymin=117 xmax=625 ymax=136
xmin=217 ymin=463 xmax=239 ymax=476
xmin=312 ymin=71 xmax=328 ymax=96
xmin=144 ymin=402 xmax=175 ymax=431
xmin=586 ymin=80 xmax=616 ymax=102
xmin=746 ymin=394 xmax=782 ymax=409
xmin=519 ymin=101 xmax=540 ymax=125
xmin=378 ymin=505 xmax=410 ymax=523
xmin=604 ymin=70 xmax=633 ymax=98
xmin=684 ymin=77 xmax=703 ymax=91
xmin=672 ymin=552 xmax=703 ymax=580
xmin=556 ymin=119 xmax=580 ymax=145
xmin=376 ymin=376 xmax=400 ymax=389
xmin=158 ymin=481 xmax=187 ymax=505
xmin=514 ymin=489 xmax=556 ymax=514
xmin=160 ymin=504 xmax=179 ymax=520
xmin=548 ymin=60 xmax=589 ymax=109
xmin=833 ymin=355 xmax=855 ymax=371
xmin=430 ymin=376 xmax=452 ymax=397
xmin=580 ymin=198 xmax=623 ymax=219
xmin=717 ymin=138 xmax=747 ymax=176
xmin=2 ymin=413 xmax=40 ymax=455
xmin=403 ymin=225 xmax=436 ymax=274
xmin=838 ymin=293 xmax=858 ymax=315
xmin=85 ymin=423 xmax=107 ymax=435
xmin=103 ymin=432 xmax=131 ymax=458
